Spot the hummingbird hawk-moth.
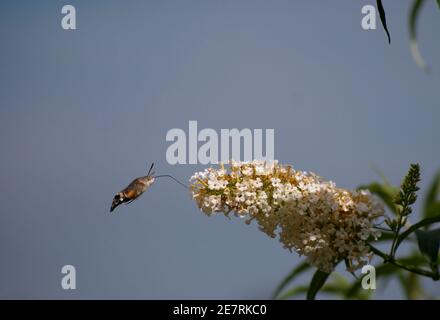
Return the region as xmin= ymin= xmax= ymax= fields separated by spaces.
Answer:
xmin=110 ymin=163 xmax=187 ymax=212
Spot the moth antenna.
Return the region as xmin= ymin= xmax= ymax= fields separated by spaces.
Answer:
xmin=147 ymin=163 xmax=154 ymax=176
xmin=154 ymin=174 xmax=189 ymax=190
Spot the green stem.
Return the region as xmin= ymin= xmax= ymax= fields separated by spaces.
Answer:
xmin=394 ymin=215 xmax=440 ymax=252
xmin=389 ymin=219 xmax=401 ymax=258
xmin=369 ymin=244 xmax=439 ymax=280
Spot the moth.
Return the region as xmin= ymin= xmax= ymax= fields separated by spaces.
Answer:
xmin=110 ymin=163 xmax=186 ymax=212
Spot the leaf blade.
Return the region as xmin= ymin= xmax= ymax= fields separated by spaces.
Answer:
xmin=424 ymin=171 xmax=440 ymax=219
xmin=345 ymin=254 xmax=427 ymax=299
xmin=376 ymin=0 xmax=391 ymax=43
xmin=395 ymin=215 xmax=440 ymax=249
xmin=345 ymin=263 xmax=396 ymax=298
xmin=278 ymin=285 xmax=309 ymax=300
xmin=409 ymin=0 xmax=428 ymax=70
xmin=306 ymin=270 xmax=331 ymax=300
xmin=272 ymin=262 xmax=311 ymax=299
xmin=425 ymin=203 xmax=440 ymax=220
xmin=415 ymin=228 xmax=440 ymax=264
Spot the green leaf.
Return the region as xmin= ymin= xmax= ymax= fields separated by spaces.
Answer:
xmin=357 ymin=182 xmax=398 ymax=214
xmin=306 ymin=270 xmax=331 ymax=300
xmin=399 ymin=253 xmax=432 ymax=266
xmin=323 ymin=274 xmax=371 ymax=299
xmin=395 ymin=215 xmax=440 ymax=249
xmin=409 ymin=0 xmax=428 ymax=70
xmin=280 ymin=283 xmax=361 ymax=300
xmin=376 ymin=0 xmax=391 ymax=43
xmin=272 ymin=262 xmax=311 ymax=299
xmin=415 ymin=228 xmax=440 ymax=264
xmin=278 ymin=285 xmax=309 ymax=300
xmin=398 ymin=272 xmax=425 ymax=299
xmin=282 ymin=273 xmax=371 ymax=300
xmin=437 ymin=0 xmax=440 ymax=9
xmin=330 ymin=273 xmax=350 ymax=287
xmin=425 ymin=203 xmax=440 ymax=220
xmin=321 ymin=284 xmax=370 ymax=299
xmin=345 ymin=263 xmax=396 ymax=298
xmin=424 ymin=171 xmax=440 ymax=219
xmin=345 ymin=253 xmax=427 ymax=299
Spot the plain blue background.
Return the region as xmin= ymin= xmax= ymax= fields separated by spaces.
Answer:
xmin=0 ymin=0 xmax=439 ymax=299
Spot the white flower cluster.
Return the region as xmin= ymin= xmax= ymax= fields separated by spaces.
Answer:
xmin=190 ymin=160 xmax=384 ymax=272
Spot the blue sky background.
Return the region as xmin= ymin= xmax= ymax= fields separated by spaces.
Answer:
xmin=0 ymin=0 xmax=439 ymax=299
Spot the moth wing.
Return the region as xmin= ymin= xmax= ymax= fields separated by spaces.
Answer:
xmin=120 ymin=179 xmax=141 ymax=199
xmin=125 ymin=188 xmax=139 ymax=200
